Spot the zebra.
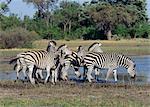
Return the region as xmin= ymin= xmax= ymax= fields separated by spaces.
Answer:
xmin=10 ymin=42 xmax=71 ymax=84
xmin=61 ymin=42 xmax=104 ymax=80
xmin=83 ymin=52 xmax=136 ymax=82
xmin=88 ymin=42 xmax=117 ymax=81
xmin=10 ymin=40 xmax=57 ymax=81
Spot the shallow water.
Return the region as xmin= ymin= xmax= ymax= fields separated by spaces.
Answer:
xmin=0 ymin=55 xmax=150 ymax=84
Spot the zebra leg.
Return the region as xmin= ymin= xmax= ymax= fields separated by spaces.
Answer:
xmin=95 ymin=68 xmax=100 ymax=81
xmin=22 ymin=65 xmax=27 ymax=80
xmin=54 ymin=63 xmax=60 ymax=83
xmin=45 ymin=66 xmax=51 ymax=84
xmin=51 ymin=69 xmax=55 ymax=84
xmin=15 ymin=63 xmax=21 ymax=80
xmin=105 ymin=68 xmax=113 ymax=82
xmin=27 ymin=65 xmax=35 ymax=84
xmin=36 ymin=69 xmax=44 ymax=80
xmin=83 ymin=65 xmax=87 ymax=80
xmin=61 ymin=62 xmax=69 ymax=80
xmin=87 ymin=65 xmax=94 ymax=82
xmin=113 ymin=69 xmax=117 ymax=82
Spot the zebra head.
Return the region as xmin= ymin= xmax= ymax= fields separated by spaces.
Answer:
xmin=77 ymin=45 xmax=86 ymax=59
xmin=46 ymin=40 xmax=57 ymax=52
xmin=57 ymin=44 xmax=72 ymax=57
xmin=88 ymin=42 xmax=103 ymax=53
xmin=127 ymin=62 xmax=136 ymax=80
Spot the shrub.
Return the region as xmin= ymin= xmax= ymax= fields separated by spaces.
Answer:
xmin=0 ymin=27 xmax=39 ymax=48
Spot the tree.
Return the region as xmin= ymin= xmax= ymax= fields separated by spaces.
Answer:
xmin=86 ymin=2 xmax=138 ymax=40
xmin=0 ymin=14 xmax=21 ymax=31
xmin=53 ymin=1 xmax=81 ymax=39
xmin=23 ymin=0 xmax=58 ymax=20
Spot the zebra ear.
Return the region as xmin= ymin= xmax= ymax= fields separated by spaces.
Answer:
xmin=76 ymin=46 xmax=79 ymax=50
xmin=99 ymin=43 xmax=102 ymax=46
xmin=64 ymin=45 xmax=67 ymax=48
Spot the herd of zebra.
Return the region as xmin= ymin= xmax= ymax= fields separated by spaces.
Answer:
xmin=9 ymin=40 xmax=136 ymax=84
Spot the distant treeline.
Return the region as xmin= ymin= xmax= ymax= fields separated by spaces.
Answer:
xmin=0 ymin=0 xmax=150 ymax=48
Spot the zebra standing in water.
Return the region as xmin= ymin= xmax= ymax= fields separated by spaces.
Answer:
xmin=84 ymin=52 xmax=136 ymax=82
xmin=10 ymin=49 xmax=57 ymax=84
xmin=10 ymin=40 xmax=57 ymax=81
xmin=10 ymin=43 xmax=71 ymax=84
xmin=87 ymin=42 xmax=118 ymax=81
xmin=61 ymin=42 xmax=104 ymax=80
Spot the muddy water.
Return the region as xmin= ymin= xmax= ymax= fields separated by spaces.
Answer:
xmin=0 ymin=55 xmax=150 ymax=84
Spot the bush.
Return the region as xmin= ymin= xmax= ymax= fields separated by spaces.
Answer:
xmin=0 ymin=27 xmax=39 ymax=48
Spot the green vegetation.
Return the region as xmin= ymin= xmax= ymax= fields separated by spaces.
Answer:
xmin=0 ymin=81 xmax=149 ymax=107
xmin=0 ymin=39 xmax=149 ymax=57
xmin=0 ymin=27 xmax=39 ymax=48
xmin=0 ymin=0 xmax=150 ymax=49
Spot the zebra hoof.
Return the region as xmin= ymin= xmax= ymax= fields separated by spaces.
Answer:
xmin=52 ymin=82 xmax=56 ymax=85
xmin=25 ymin=77 xmax=27 ymax=80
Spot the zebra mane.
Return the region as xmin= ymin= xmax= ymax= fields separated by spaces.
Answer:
xmin=57 ymin=44 xmax=66 ymax=51
xmin=77 ymin=45 xmax=83 ymax=53
xmin=48 ymin=40 xmax=57 ymax=46
xmin=88 ymin=42 xmax=99 ymax=51
xmin=118 ymin=54 xmax=135 ymax=68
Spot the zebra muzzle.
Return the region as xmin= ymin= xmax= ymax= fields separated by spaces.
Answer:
xmin=131 ymin=74 xmax=136 ymax=81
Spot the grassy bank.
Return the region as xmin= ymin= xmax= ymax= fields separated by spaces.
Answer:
xmin=0 ymin=39 xmax=150 ymax=58
xmin=0 ymin=81 xmax=150 ymax=107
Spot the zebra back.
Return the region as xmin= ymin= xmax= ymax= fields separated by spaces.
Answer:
xmin=64 ymin=51 xmax=83 ymax=67
xmin=23 ymin=50 xmax=55 ymax=69
xmin=84 ymin=52 xmax=133 ymax=69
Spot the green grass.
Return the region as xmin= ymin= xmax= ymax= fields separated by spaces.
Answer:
xmin=0 ymin=81 xmax=149 ymax=107
xmin=0 ymin=39 xmax=150 ymax=57
xmin=0 ymin=97 xmax=145 ymax=107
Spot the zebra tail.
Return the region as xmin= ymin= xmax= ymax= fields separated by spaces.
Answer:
xmin=9 ymin=57 xmax=18 ymax=64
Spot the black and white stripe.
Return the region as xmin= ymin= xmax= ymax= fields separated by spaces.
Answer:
xmin=84 ymin=52 xmax=136 ymax=82
xmin=16 ymin=50 xmax=56 ymax=84
xmin=10 ymin=41 xmax=73 ymax=84
xmin=10 ymin=40 xmax=57 ymax=81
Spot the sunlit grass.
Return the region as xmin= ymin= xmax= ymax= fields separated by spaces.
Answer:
xmin=1 ymin=39 xmax=150 ymax=57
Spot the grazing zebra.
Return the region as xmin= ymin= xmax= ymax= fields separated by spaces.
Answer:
xmin=84 ymin=52 xmax=136 ymax=82
xmin=10 ymin=40 xmax=57 ymax=81
xmin=87 ymin=42 xmax=117 ymax=81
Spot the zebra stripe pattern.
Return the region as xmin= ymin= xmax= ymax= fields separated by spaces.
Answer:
xmin=10 ymin=40 xmax=57 ymax=81
xmin=84 ymin=52 xmax=136 ymax=82
xmin=21 ymin=50 xmax=56 ymax=84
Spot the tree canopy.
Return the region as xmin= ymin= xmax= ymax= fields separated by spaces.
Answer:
xmin=0 ymin=0 xmax=149 ymax=44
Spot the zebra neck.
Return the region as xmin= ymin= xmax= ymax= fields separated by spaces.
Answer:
xmin=118 ymin=56 xmax=130 ymax=69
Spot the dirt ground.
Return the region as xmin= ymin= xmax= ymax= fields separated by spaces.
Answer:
xmin=0 ymin=80 xmax=150 ymax=107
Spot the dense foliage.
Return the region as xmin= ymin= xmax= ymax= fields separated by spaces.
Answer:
xmin=0 ymin=27 xmax=39 ymax=48
xmin=0 ymin=0 xmax=149 ymax=48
